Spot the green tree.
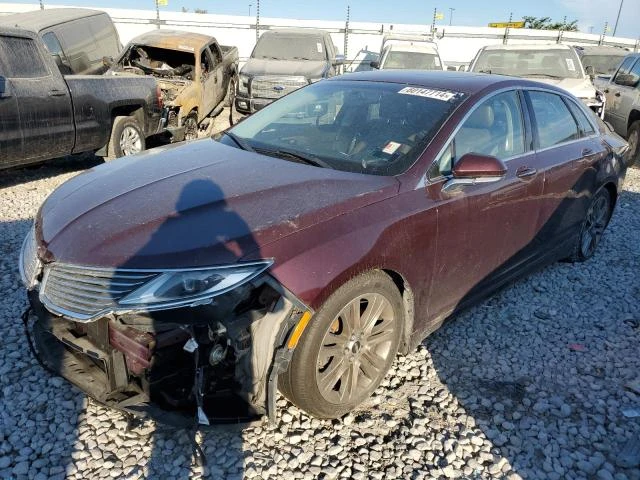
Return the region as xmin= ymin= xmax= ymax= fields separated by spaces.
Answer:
xmin=523 ymin=16 xmax=578 ymax=31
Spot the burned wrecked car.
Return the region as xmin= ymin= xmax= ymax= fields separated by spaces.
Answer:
xmin=21 ymin=72 xmax=628 ymax=424
xmin=109 ymin=30 xmax=238 ymax=141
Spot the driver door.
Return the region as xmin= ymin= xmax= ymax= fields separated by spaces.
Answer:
xmin=200 ymin=47 xmax=218 ymax=119
xmin=427 ymin=89 xmax=543 ymax=318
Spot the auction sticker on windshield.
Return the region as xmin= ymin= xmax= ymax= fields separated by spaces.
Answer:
xmin=399 ymin=87 xmax=459 ymax=101
xmin=565 ymin=58 xmax=576 ymax=71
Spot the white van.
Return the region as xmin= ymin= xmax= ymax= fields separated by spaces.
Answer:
xmin=371 ymin=35 xmax=445 ymax=71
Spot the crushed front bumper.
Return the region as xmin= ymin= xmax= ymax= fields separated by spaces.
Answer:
xmin=24 ymin=279 xmax=309 ymax=426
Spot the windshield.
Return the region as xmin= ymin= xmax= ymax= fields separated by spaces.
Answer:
xmin=224 ymin=80 xmax=466 ymax=176
xmin=581 ymin=54 xmax=626 ymax=76
xmin=473 ymin=49 xmax=584 ymax=79
xmin=383 ymin=52 xmax=441 ymax=70
xmin=252 ymin=34 xmax=327 ymax=61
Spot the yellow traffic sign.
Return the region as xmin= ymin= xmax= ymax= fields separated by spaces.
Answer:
xmin=488 ymin=21 xmax=525 ymax=28
xmin=435 ymin=12 xmax=444 ymax=20
xmin=157 ymin=0 xmax=168 ymax=6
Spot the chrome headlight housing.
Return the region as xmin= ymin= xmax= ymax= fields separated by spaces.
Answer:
xmin=238 ymin=73 xmax=250 ymax=95
xmin=118 ymin=260 xmax=272 ymax=310
xmin=19 ymin=225 xmax=41 ymax=289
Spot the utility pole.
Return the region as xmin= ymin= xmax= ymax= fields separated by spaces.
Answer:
xmin=155 ymin=0 xmax=160 ymax=29
xmin=613 ymin=0 xmax=624 ymax=36
xmin=256 ymin=0 xmax=260 ymax=43
xmin=449 ymin=7 xmax=455 ymax=26
xmin=39 ymin=0 xmax=44 ymax=10
xmin=249 ymin=3 xmax=252 ymax=17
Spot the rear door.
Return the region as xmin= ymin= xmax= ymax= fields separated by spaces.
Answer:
xmin=0 ymin=40 xmax=23 ymax=166
xmin=427 ymin=89 xmax=544 ymax=317
xmin=200 ymin=46 xmax=220 ymax=119
xmin=525 ymin=89 xmax=606 ymax=251
xmin=2 ymin=34 xmax=74 ymax=164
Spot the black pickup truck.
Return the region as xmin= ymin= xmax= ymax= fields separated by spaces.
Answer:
xmin=0 ymin=27 xmax=164 ymax=170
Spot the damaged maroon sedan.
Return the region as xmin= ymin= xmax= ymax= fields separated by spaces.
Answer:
xmin=21 ymin=71 xmax=628 ymax=425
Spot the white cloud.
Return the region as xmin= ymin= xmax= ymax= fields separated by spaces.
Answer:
xmin=560 ymin=0 xmax=639 ymax=39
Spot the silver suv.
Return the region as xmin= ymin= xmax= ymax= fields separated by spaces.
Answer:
xmin=596 ymin=53 xmax=640 ymax=166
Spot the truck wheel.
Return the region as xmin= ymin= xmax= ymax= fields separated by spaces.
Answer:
xmin=224 ymin=77 xmax=237 ymax=108
xmin=107 ymin=116 xmax=145 ymax=159
xmin=279 ymin=271 xmax=403 ymax=419
xmin=184 ymin=114 xmax=199 ymax=141
xmin=626 ymin=121 xmax=640 ymax=167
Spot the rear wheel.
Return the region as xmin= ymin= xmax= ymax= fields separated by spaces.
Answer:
xmin=106 ymin=116 xmax=145 ymax=159
xmin=224 ymin=77 xmax=237 ymax=108
xmin=567 ymin=188 xmax=612 ymax=262
xmin=279 ymin=271 xmax=403 ymax=418
xmin=626 ymin=121 xmax=640 ymax=167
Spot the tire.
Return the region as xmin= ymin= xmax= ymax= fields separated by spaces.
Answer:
xmin=183 ymin=113 xmax=199 ymax=142
xmin=224 ymin=76 xmax=237 ymax=108
xmin=106 ymin=116 xmax=145 ymax=160
xmin=626 ymin=121 xmax=640 ymax=167
xmin=567 ymin=188 xmax=612 ymax=263
xmin=279 ymin=271 xmax=403 ymax=418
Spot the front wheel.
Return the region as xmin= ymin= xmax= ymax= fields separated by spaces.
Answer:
xmin=106 ymin=116 xmax=145 ymax=159
xmin=626 ymin=121 xmax=640 ymax=167
xmin=279 ymin=271 xmax=403 ymax=418
xmin=183 ymin=114 xmax=199 ymax=142
xmin=567 ymin=188 xmax=612 ymax=262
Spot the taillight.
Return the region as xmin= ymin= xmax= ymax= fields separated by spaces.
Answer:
xmin=156 ymin=84 xmax=163 ymax=109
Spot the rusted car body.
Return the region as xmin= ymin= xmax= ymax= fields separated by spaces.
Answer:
xmin=21 ymin=72 xmax=628 ymax=424
xmin=109 ymin=30 xmax=238 ymax=141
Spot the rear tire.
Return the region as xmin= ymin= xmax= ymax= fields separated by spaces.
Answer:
xmin=626 ymin=121 xmax=640 ymax=167
xmin=106 ymin=116 xmax=145 ymax=160
xmin=183 ymin=113 xmax=199 ymax=142
xmin=279 ymin=271 xmax=403 ymax=419
xmin=566 ymin=188 xmax=612 ymax=262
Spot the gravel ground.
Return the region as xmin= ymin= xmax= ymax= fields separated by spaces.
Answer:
xmin=0 ymin=151 xmax=639 ymax=480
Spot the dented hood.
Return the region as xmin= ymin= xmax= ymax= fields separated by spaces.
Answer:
xmin=524 ymin=77 xmax=597 ymax=99
xmin=37 ymin=140 xmax=398 ymax=269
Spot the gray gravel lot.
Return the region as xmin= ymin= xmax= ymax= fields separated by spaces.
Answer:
xmin=0 ymin=153 xmax=638 ymax=480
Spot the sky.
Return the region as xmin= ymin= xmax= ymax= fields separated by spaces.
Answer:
xmin=10 ymin=0 xmax=640 ymax=38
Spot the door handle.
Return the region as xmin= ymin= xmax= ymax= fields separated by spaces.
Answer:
xmin=582 ymin=148 xmax=593 ymax=156
xmin=604 ymin=89 xmax=609 ymax=93
xmin=48 ymin=89 xmax=66 ymax=97
xmin=516 ymin=166 xmax=537 ymax=178
xmin=615 ymin=92 xmax=621 ymax=97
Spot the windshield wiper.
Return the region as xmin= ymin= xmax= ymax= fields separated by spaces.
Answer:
xmin=256 ymin=147 xmax=334 ymax=169
xmin=224 ymin=132 xmax=255 ymax=152
xmin=525 ymin=73 xmax=564 ymax=79
xmin=293 ymin=56 xmax=312 ymax=61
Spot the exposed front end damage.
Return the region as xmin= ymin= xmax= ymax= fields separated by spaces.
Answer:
xmin=24 ymin=273 xmax=310 ymax=426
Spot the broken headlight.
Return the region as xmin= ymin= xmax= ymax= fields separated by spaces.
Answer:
xmin=19 ymin=224 xmax=41 ymax=289
xmin=119 ymin=261 xmax=272 ymax=309
xmin=238 ymin=74 xmax=250 ymax=95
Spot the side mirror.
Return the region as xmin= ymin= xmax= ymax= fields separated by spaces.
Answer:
xmin=0 ymin=76 xmax=10 ymax=99
xmin=369 ymin=60 xmax=380 ymax=69
xmin=334 ymin=54 xmax=345 ymax=66
xmin=584 ymin=65 xmax=595 ymax=80
xmin=102 ymin=56 xmax=114 ymax=67
xmin=307 ymin=101 xmax=329 ymax=117
xmin=444 ymin=153 xmax=506 ymax=192
xmin=614 ymin=73 xmax=637 ymax=87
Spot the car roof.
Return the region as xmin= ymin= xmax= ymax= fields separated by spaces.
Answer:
xmin=481 ymin=43 xmax=572 ymax=51
xmin=332 ymin=70 xmax=570 ymax=97
xmin=127 ymin=29 xmax=215 ymax=52
xmin=261 ymin=28 xmax=328 ymax=37
xmin=0 ymin=8 xmax=107 ymax=32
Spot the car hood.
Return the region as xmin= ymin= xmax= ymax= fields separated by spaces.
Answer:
xmin=37 ymin=140 xmax=398 ymax=269
xmin=525 ymin=77 xmax=597 ymax=98
xmin=241 ymin=58 xmax=328 ymax=78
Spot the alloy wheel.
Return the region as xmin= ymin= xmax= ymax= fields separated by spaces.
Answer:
xmin=580 ymin=193 xmax=610 ymax=258
xmin=315 ymin=293 xmax=396 ymax=404
xmin=119 ymin=126 xmax=142 ymax=156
